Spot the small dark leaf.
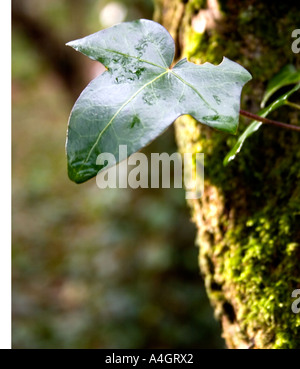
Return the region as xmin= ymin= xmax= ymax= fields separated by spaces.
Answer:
xmin=261 ymin=64 xmax=300 ymax=108
xmin=224 ymin=83 xmax=300 ymax=165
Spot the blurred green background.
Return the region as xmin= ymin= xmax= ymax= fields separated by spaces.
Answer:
xmin=12 ymin=0 xmax=224 ymax=349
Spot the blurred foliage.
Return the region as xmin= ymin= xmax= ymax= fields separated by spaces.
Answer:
xmin=12 ymin=0 xmax=224 ymax=348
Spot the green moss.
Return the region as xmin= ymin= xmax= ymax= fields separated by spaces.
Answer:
xmin=220 ymin=204 xmax=300 ymax=348
xmin=182 ymin=0 xmax=299 ymax=79
xmin=181 ymin=114 xmax=300 ymax=347
xmin=172 ymin=0 xmax=300 ymax=348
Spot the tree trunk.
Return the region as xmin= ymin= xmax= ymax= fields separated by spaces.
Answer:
xmin=155 ymin=0 xmax=300 ymax=349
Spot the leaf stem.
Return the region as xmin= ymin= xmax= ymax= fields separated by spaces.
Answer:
xmin=239 ymin=109 xmax=300 ymax=132
xmin=285 ymin=101 xmax=300 ymax=111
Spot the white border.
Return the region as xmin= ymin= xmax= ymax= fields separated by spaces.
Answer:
xmin=1 ymin=0 xmax=12 ymax=349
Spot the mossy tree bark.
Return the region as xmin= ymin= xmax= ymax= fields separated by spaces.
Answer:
xmin=155 ymin=0 xmax=300 ymax=349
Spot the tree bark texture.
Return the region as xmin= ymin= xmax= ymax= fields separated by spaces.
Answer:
xmin=155 ymin=0 xmax=300 ymax=349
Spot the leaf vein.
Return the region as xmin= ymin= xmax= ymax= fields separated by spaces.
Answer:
xmin=83 ymin=70 xmax=169 ymax=163
xmin=170 ymin=70 xmax=218 ymax=114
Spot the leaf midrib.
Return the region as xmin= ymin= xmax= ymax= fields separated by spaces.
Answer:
xmin=102 ymin=49 xmax=229 ymax=114
xmin=97 ymin=47 xmax=167 ymax=71
xmin=169 ymin=70 xmax=218 ymax=114
xmin=83 ymin=69 xmax=169 ymax=164
xmin=91 ymin=46 xmax=223 ymax=115
xmin=83 ymin=65 xmax=221 ymax=165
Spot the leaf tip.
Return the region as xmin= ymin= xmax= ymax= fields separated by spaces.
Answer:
xmin=67 ymin=162 xmax=88 ymax=184
xmin=65 ymin=40 xmax=80 ymax=51
xmin=223 ymin=154 xmax=234 ymax=166
xmin=67 ymin=167 xmax=82 ymax=184
xmin=65 ymin=40 xmax=74 ymax=47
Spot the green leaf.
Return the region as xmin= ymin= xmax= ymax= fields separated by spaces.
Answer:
xmin=260 ymin=64 xmax=300 ymax=108
xmin=224 ymin=83 xmax=300 ymax=165
xmin=66 ymin=19 xmax=252 ymax=183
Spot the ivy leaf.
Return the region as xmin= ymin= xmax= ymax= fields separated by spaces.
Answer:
xmin=260 ymin=64 xmax=300 ymax=108
xmin=66 ymin=19 xmax=251 ymax=183
xmin=224 ymin=83 xmax=300 ymax=165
